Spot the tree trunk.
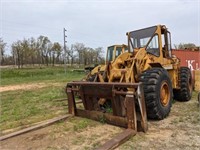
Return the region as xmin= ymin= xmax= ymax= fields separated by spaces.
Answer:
xmin=21 ymin=54 xmax=24 ymax=68
xmin=17 ymin=56 xmax=20 ymax=69
xmin=71 ymin=57 xmax=73 ymax=66
xmin=52 ymin=54 xmax=55 ymax=66
xmin=46 ymin=56 xmax=48 ymax=66
xmin=31 ymin=56 xmax=34 ymax=66
xmin=49 ymin=52 xmax=52 ymax=65
xmin=17 ymin=50 xmax=20 ymax=69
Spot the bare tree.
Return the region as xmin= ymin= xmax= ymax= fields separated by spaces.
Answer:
xmin=66 ymin=45 xmax=75 ymax=65
xmin=94 ymin=47 xmax=103 ymax=64
xmin=87 ymin=47 xmax=95 ymax=65
xmin=12 ymin=39 xmax=33 ymax=68
xmin=51 ymin=42 xmax=62 ymax=66
xmin=21 ymin=39 xmax=31 ymax=65
xmin=0 ymin=38 xmax=6 ymax=65
xmin=12 ymin=41 xmax=23 ymax=68
xmin=37 ymin=36 xmax=51 ymax=66
xmin=72 ymin=43 xmax=85 ymax=65
xmin=29 ymin=37 xmax=38 ymax=66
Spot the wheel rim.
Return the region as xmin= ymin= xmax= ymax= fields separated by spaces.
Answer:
xmin=160 ymin=81 xmax=170 ymax=107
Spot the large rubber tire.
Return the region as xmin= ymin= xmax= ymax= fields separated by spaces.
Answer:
xmin=174 ymin=67 xmax=192 ymax=101
xmin=139 ymin=68 xmax=173 ymax=120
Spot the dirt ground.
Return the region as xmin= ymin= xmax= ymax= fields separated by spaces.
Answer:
xmin=0 ymin=83 xmax=62 ymax=92
xmin=0 ymin=92 xmax=200 ymax=150
xmin=118 ymin=96 xmax=200 ymax=150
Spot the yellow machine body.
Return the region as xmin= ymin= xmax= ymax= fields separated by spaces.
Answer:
xmin=90 ymin=25 xmax=180 ymax=89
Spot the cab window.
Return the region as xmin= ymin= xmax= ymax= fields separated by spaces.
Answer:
xmin=146 ymin=35 xmax=160 ymax=57
xmin=116 ymin=47 xmax=122 ymax=58
xmin=107 ymin=46 xmax=114 ymax=62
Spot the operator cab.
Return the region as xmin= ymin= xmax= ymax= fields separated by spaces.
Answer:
xmin=106 ymin=45 xmax=128 ymax=64
xmin=127 ymin=25 xmax=172 ymax=58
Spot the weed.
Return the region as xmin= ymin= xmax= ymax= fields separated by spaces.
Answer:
xmin=172 ymin=99 xmax=176 ymax=104
xmin=99 ymin=115 xmax=106 ymax=124
xmin=105 ymin=107 xmax=113 ymax=113
xmin=73 ymin=119 xmax=90 ymax=132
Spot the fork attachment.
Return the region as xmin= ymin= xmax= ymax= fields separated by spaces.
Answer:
xmin=66 ymin=81 xmax=148 ymax=132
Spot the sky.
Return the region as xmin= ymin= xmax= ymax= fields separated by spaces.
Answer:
xmin=0 ymin=0 xmax=200 ymax=55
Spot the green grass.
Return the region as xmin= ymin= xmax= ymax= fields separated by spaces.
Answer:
xmin=71 ymin=118 xmax=98 ymax=132
xmin=0 ymin=67 xmax=86 ymax=85
xmin=0 ymin=66 xmax=85 ymax=131
xmin=51 ymin=117 xmax=99 ymax=134
xmin=0 ymin=86 xmax=68 ymax=131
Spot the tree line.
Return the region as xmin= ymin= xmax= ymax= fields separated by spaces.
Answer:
xmin=1 ymin=36 xmax=198 ymax=68
xmin=174 ymin=43 xmax=199 ymax=50
xmin=0 ymin=37 xmax=105 ymax=68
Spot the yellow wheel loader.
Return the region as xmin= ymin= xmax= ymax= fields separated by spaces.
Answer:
xmin=66 ymin=25 xmax=192 ymax=133
xmin=85 ymin=44 xmax=128 ymax=82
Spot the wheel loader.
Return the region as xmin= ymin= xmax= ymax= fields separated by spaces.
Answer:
xmin=85 ymin=44 xmax=128 ymax=82
xmin=66 ymin=25 xmax=192 ymax=133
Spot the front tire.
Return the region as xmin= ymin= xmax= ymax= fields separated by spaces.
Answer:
xmin=139 ymin=68 xmax=173 ymax=120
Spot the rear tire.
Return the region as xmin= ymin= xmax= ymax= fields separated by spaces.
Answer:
xmin=174 ymin=67 xmax=192 ymax=101
xmin=139 ymin=68 xmax=173 ymax=120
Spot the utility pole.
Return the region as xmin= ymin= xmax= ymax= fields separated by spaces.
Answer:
xmin=63 ymin=28 xmax=67 ymax=74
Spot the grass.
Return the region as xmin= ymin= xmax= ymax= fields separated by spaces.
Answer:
xmin=48 ymin=117 xmax=101 ymax=148
xmin=0 ymin=86 xmax=66 ymax=131
xmin=0 ymin=66 xmax=85 ymax=132
xmin=71 ymin=118 xmax=98 ymax=132
xmin=0 ymin=66 xmax=85 ymax=85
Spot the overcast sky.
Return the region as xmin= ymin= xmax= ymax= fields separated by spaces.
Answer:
xmin=0 ymin=0 xmax=199 ymax=54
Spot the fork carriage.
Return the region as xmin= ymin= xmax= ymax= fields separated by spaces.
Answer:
xmin=66 ymin=81 xmax=148 ymax=132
